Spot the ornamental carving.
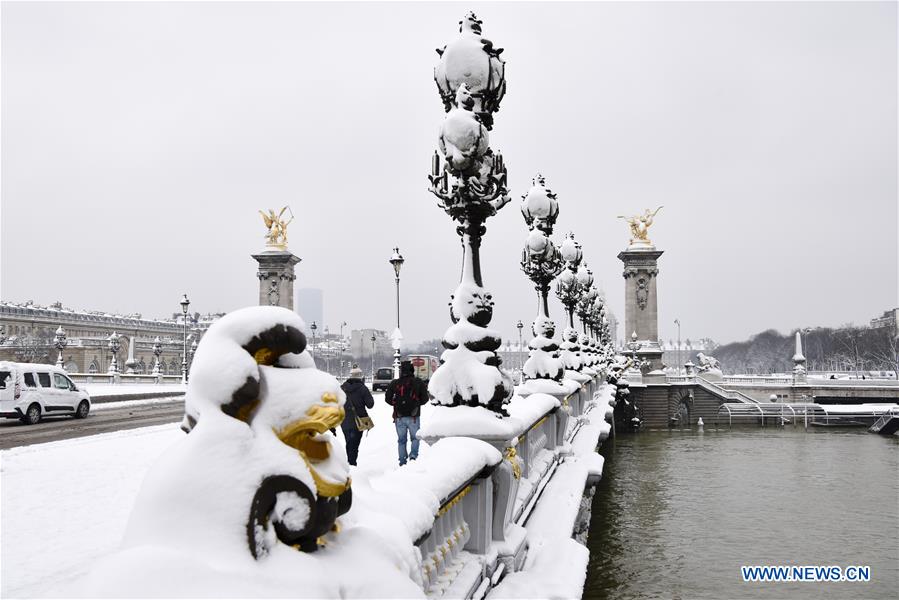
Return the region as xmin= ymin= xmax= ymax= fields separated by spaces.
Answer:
xmin=636 ymin=277 xmax=649 ymax=311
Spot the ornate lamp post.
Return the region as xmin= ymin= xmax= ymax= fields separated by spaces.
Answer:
xmin=53 ymin=325 xmax=68 ymax=369
xmin=427 ymin=12 xmax=513 ymax=415
xmin=389 ymin=248 xmax=404 ymax=378
xmin=152 ymin=336 xmax=163 ymax=376
xmin=310 ymin=321 xmax=317 ymax=360
xmin=179 ymin=293 xmax=190 ymax=384
xmin=519 ymin=174 xmax=565 ymax=384
xmin=107 ymin=331 xmax=121 ymax=374
xmin=556 ymin=233 xmax=583 ymax=328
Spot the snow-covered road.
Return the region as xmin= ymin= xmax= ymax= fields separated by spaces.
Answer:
xmin=0 ymin=391 xmax=430 ymax=598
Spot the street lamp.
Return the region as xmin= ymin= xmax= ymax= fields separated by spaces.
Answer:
xmin=339 ymin=320 xmax=347 ymax=377
xmin=519 ymin=175 xmax=565 ymax=385
xmin=179 ymin=293 xmax=190 ymax=384
xmin=370 ymin=333 xmax=376 ymax=383
xmin=325 ymin=326 xmax=331 ymax=374
xmin=389 ymin=247 xmax=404 ymax=378
xmin=152 ymin=336 xmax=163 ymax=376
xmin=53 ymin=325 xmax=68 ymax=369
xmin=516 ymin=319 xmax=524 ymax=376
xmin=310 ymin=321 xmax=317 ymax=362
xmin=107 ymin=331 xmax=121 ymax=375
xmin=674 ymin=319 xmax=681 ymax=375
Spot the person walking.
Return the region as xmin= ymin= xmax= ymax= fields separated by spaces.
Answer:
xmin=385 ymin=360 xmax=429 ymax=466
xmin=340 ymin=366 xmax=374 ymax=466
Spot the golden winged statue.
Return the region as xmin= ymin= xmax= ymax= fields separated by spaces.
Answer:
xmin=617 ymin=206 xmax=663 ymax=245
xmin=260 ymin=206 xmax=294 ymax=249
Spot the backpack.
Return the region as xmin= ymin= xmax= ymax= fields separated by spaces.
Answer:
xmin=393 ymin=378 xmax=422 ymax=417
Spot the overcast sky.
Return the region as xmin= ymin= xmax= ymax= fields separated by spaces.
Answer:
xmin=2 ymin=1 xmax=896 ymax=347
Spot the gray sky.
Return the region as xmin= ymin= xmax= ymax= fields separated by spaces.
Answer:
xmin=2 ymin=1 xmax=896 ymax=347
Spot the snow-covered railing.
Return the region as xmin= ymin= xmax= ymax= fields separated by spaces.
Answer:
xmin=68 ymin=372 xmax=184 ymax=385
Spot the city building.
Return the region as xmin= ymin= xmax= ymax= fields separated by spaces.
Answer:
xmin=870 ymin=308 xmax=898 ymax=334
xmin=0 ymin=300 xmax=221 ymax=374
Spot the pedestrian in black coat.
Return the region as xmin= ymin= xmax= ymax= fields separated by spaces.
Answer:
xmin=340 ymin=367 xmax=374 ymax=466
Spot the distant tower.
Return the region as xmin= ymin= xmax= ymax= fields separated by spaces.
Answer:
xmin=792 ymin=331 xmax=807 ymax=384
xmin=617 ymin=208 xmax=665 ymax=372
xmin=253 ymin=207 xmax=301 ymax=310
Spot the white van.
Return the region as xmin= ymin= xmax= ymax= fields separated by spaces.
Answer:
xmin=0 ymin=362 xmax=91 ymax=425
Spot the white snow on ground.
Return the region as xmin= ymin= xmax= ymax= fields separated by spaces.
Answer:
xmin=0 ymin=424 xmax=184 ymax=598
xmin=0 ymin=390 xmax=433 ymax=598
xmin=84 ymin=383 xmax=186 ymax=398
xmin=818 ymin=403 xmax=898 ymax=414
xmin=91 ymin=397 xmax=184 ymax=411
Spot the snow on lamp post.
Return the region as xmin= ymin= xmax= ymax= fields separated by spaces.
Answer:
xmin=152 ymin=336 xmax=163 ymax=376
xmin=179 ymin=293 xmax=190 ymax=384
xmin=556 ymin=233 xmax=587 ymax=374
xmin=389 ymin=248 xmax=404 ymax=378
xmin=519 ymin=174 xmax=565 ymax=385
xmin=107 ymin=331 xmax=121 ymax=374
xmin=427 ymin=12 xmax=513 ymax=416
xmin=53 ymin=325 xmax=68 ymax=369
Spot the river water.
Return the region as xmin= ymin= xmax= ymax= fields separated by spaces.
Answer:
xmin=585 ymin=427 xmax=898 ymax=599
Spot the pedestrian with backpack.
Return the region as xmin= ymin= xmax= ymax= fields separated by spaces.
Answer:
xmin=385 ymin=360 xmax=429 ymax=466
xmin=340 ymin=367 xmax=375 ymax=466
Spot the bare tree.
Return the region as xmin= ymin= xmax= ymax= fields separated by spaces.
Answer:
xmin=866 ymin=327 xmax=899 ymax=378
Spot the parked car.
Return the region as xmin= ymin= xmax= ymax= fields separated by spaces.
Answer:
xmin=372 ymin=367 xmax=395 ymax=392
xmin=0 ymin=362 xmax=91 ymax=425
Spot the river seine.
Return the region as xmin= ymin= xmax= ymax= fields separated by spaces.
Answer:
xmin=585 ymin=427 xmax=898 ymax=599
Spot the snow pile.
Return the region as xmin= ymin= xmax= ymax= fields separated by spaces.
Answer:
xmin=428 ymin=282 xmax=513 ymax=415
xmin=355 ymin=437 xmax=502 ymax=542
xmin=522 ymin=315 xmax=564 ymax=381
xmin=63 ymin=307 xmax=418 ymax=598
xmin=438 ymin=84 xmax=489 ymax=172
xmin=558 ymin=326 xmax=583 ymax=372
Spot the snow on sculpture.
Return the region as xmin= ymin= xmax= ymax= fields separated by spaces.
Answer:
xmin=131 ymin=306 xmax=351 ymax=562
xmin=695 ymin=352 xmax=721 ymax=374
xmin=428 ymin=13 xmax=513 ymax=416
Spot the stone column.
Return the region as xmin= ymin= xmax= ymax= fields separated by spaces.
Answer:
xmin=252 ymin=250 xmax=301 ymax=311
xmin=618 ymin=247 xmax=664 ymax=371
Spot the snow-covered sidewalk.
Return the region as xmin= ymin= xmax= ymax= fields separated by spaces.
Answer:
xmin=0 ymin=391 xmax=427 ymax=598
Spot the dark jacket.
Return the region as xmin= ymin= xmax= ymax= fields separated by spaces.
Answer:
xmin=385 ymin=375 xmax=429 ymax=419
xmin=340 ymin=378 xmax=374 ymax=427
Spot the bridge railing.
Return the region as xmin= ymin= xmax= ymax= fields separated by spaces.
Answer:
xmin=68 ymin=372 xmax=184 ymax=385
